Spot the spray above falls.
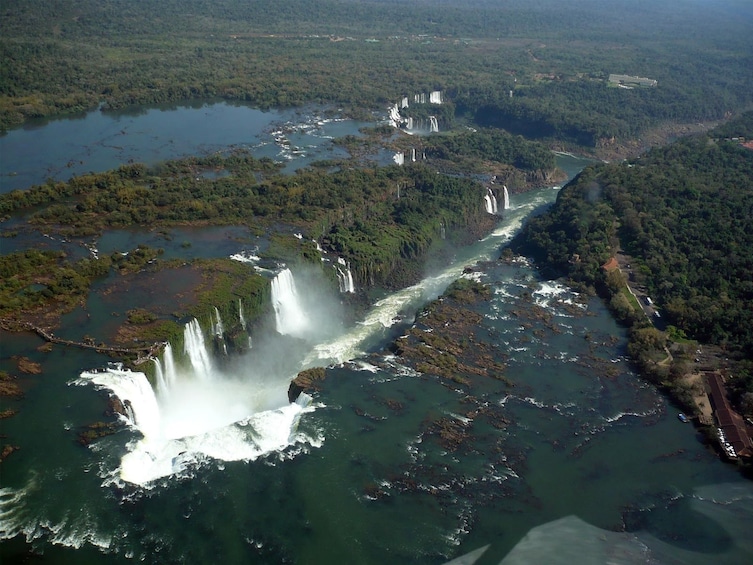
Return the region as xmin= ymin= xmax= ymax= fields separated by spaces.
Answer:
xmin=76 ymin=268 xmax=349 ymax=485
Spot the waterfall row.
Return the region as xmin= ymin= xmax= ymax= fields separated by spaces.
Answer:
xmin=393 ymin=147 xmax=426 ymax=166
xmin=271 ymin=268 xmax=310 ymax=338
xmin=388 ymin=91 xmax=443 ymax=132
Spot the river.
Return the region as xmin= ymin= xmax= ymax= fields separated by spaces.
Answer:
xmin=1 ymin=104 xmax=752 ymax=564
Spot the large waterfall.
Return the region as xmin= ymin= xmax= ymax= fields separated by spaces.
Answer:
xmin=78 ymin=188 xmax=556 ymax=486
xmin=82 ymin=311 xmax=315 ymax=485
xmin=271 ymin=268 xmax=310 ymax=338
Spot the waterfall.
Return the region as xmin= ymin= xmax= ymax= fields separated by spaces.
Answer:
xmin=212 ymin=307 xmax=224 ymax=337
xmin=503 ymin=185 xmax=510 ymax=210
xmin=388 ymin=104 xmax=401 ymax=128
xmin=406 ymin=117 xmax=413 ymax=130
xmin=271 ymin=268 xmax=310 ymax=337
xmin=411 ymin=148 xmax=416 ymax=162
xmin=430 ymin=90 xmax=442 ymax=104
xmin=401 ymin=96 xmax=409 ymax=109
xmin=184 ymin=319 xmax=214 ymax=379
xmin=153 ymin=358 xmax=166 ymax=395
xmin=429 ymin=116 xmax=439 ymax=133
xmin=238 ymin=299 xmax=246 ymax=330
xmin=440 ymin=221 xmax=446 ymax=240
xmin=154 ymin=343 xmax=177 ymax=395
xmin=163 ymin=343 xmax=176 ymax=389
xmin=393 ymin=152 xmax=405 ymax=166
xmin=484 ymin=187 xmax=498 ymax=215
xmin=336 ymin=258 xmax=355 ymax=294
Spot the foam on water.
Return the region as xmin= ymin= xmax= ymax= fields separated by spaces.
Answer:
xmin=78 ymin=365 xmax=317 ymax=485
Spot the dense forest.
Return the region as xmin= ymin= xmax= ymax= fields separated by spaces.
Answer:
xmin=2 ymin=0 xmax=752 ymax=145
xmin=515 ymin=112 xmax=753 ymax=413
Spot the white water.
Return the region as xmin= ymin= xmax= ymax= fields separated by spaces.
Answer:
xmin=503 ymin=185 xmax=510 ymax=210
xmin=303 ymin=192 xmax=547 ymax=367
xmin=271 ymin=268 xmax=310 ymax=338
xmin=183 ymin=319 xmax=213 ymax=379
xmin=336 ymin=258 xmax=356 ymax=293
xmin=79 ymin=311 xmax=317 ymax=485
xmin=212 ymin=307 xmax=224 ymax=336
xmin=430 ymin=116 xmax=439 ymax=133
xmin=484 ymin=187 xmax=498 ymax=215
xmin=77 ymin=186 xmax=557 ymax=487
xmin=393 ymin=152 xmax=405 ymax=165
xmin=238 ymin=298 xmax=246 ymax=330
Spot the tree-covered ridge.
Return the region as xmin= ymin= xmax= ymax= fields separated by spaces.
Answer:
xmin=515 ymin=112 xmax=753 ymax=412
xmin=518 ymin=113 xmax=753 ymax=354
xmin=2 ymin=0 xmax=752 ymax=142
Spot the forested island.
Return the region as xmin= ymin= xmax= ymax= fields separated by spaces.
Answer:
xmin=2 ymin=1 xmax=753 ymax=563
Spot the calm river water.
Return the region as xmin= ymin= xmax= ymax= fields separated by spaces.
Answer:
xmin=0 ymin=104 xmax=751 ymax=564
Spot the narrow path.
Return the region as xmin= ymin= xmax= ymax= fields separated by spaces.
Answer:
xmin=1 ymin=319 xmax=163 ymax=364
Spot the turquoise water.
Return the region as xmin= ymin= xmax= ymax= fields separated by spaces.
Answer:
xmin=1 ymin=103 xmax=751 ymax=563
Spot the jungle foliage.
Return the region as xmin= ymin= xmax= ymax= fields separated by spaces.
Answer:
xmin=2 ymin=1 xmax=752 ymax=145
xmin=515 ymin=112 xmax=753 ymax=405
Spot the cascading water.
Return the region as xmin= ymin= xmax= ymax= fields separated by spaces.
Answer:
xmin=184 ymin=318 xmax=214 ymax=379
xmin=429 ymin=116 xmax=439 ymax=133
xmin=430 ymin=90 xmax=443 ymax=104
xmin=81 ymin=310 xmax=316 ymax=485
xmin=484 ymin=187 xmax=498 ymax=215
xmin=212 ymin=307 xmax=224 ymax=336
xmin=393 ymin=152 xmax=405 ymax=166
xmin=411 ymin=148 xmax=416 ymax=162
xmin=271 ymin=268 xmax=310 ymax=338
xmin=238 ymin=298 xmax=246 ymax=330
xmin=503 ymin=185 xmax=510 ymax=210
xmin=336 ymin=258 xmax=356 ymax=293
xmin=77 ymin=180 xmax=569 ymax=487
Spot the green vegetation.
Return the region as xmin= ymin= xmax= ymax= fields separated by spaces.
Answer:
xmin=514 ymin=112 xmax=753 ymax=413
xmin=425 ymin=128 xmax=555 ymax=172
xmin=2 ymin=1 xmax=752 ymax=146
xmin=0 ymin=249 xmax=111 ymax=316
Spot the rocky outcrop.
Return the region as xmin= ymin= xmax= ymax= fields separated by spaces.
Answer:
xmin=288 ymin=367 xmax=327 ymax=403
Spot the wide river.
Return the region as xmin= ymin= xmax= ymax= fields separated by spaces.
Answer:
xmin=1 ymin=103 xmax=751 ymax=564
